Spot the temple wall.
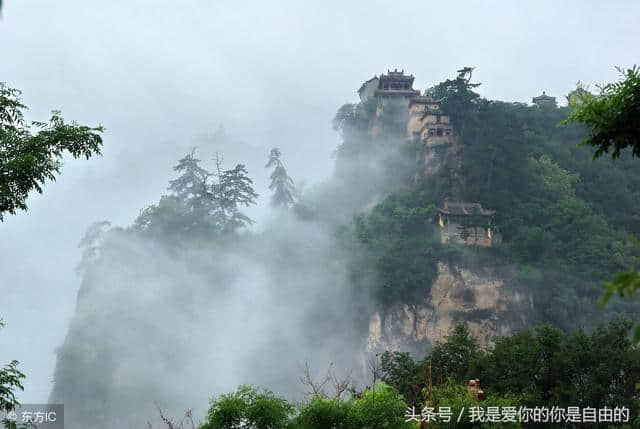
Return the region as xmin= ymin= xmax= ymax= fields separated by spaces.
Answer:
xmin=424 ymin=135 xmax=454 ymax=147
xmin=440 ymin=223 xmax=495 ymax=247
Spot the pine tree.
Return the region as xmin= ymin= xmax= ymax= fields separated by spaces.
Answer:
xmin=166 ymin=149 xmax=216 ymax=231
xmin=265 ymin=148 xmax=295 ymax=208
xmin=168 ymin=150 xmax=209 ymax=204
xmin=217 ymin=163 xmax=258 ymax=230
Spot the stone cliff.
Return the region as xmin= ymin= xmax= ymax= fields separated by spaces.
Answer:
xmin=366 ymin=262 xmax=531 ymax=355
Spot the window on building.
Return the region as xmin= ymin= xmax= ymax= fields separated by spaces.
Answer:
xmin=445 ymin=128 xmax=452 ymax=136
xmin=428 ymin=128 xmax=436 ymax=136
xmin=437 ymin=128 xmax=443 ymax=136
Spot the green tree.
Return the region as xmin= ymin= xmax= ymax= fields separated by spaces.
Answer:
xmin=265 ymin=148 xmax=295 ymax=208
xmin=135 ymin=151 xmax=219 ymax=235
xmin=429 ymin=325 xmax=483 ymax=385
xmin=564 ymin=66 xmax=640 ymax=159
xmin=0 ymin=320 xmax=27 ymax=429
xmin=477 ymin=320 xmax=640 ymax=419
xmin=346 ymin=383 xmax=412 ymax=429
xmin=562 ymin=66 xmax=640 ymax=340
xmin=422 ymin=382 xmax=523 ymax=429
xmin=167 ymin=149 xmax=219 ymax=230
xmin=168 ymin=149 xmax=210 ymax=208
xmin=217 ymin=164 xmax=258 ymax=230
xmin=134 ymin=153 xmax=258 ymax=235
xmin=0 ymin=83 xmax=104 ymax=220
xmin=354 ymin=191 xmax=442 ymax=305
xmin=425 ymin=67 xmax=481 ymax=138
xmin=294 ymin=398 xmax=351 ymax=429
xmin=201 ymin=385 xmax=293 ymax=429
xmin=379 ymin=351 xmax=424 ymax=407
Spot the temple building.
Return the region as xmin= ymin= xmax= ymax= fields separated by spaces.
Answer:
xmin=374 ymin=69 xmax=420 ymax=100
xmin=435 ymin=201 xmax=501 ymax=247
xmin=358 ymin=70 xmax=421 ymax=137
xmin=358 ymin=69 xmax=420 ymax=103
xmin=407 ymin=95 xmax=454 ymax=147
xmin=532 ymin=91 xmax=557 ymax=107
xmin=357 ymin=70 xmax=500 ymax=248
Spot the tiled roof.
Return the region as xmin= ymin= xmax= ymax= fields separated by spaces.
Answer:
xmin=439 ymin=201 xmax=496 ymax=216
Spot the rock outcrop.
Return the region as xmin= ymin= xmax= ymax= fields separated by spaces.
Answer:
xmin=366 ymin=262 xmax=531 ymax=355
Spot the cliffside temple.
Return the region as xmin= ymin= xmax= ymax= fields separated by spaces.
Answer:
xmin=407 ymin=96 xmax=453 ymax=146
xmin=359 ymin=69 xmax=502 ymax=247
xmin=436 ymin=200 xmax=501 ymax=247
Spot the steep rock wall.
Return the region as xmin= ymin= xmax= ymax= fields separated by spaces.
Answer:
xmin=366 ymin=262 xmax=531 ymax=355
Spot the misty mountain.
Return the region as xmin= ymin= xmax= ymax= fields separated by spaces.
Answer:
xmin=46 ymin=70 xmax=640 ymax=428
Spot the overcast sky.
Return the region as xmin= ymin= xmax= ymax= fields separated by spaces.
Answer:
xmin=1 ymin=0 xmax=639 ymax=403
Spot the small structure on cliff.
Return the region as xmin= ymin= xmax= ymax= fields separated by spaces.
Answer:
xmin=357 ymin=70 xmax=500 ymax=248
xmin=358 ymin=70 xmax=456 ymax=144
xmin=375 ymin=69 xmax=420 ymax=99
xmin=407 ymin=95 xmax=454 ymax=146
xmin=532 ymin=91 xmax=557 ymax=107
xmin=359 ymin=69 xmax=421 ymax=137
xmin=436 ymin=201 xmax=501 ymax=247
xmin=358 ymin=69 xmax=420 ymax=103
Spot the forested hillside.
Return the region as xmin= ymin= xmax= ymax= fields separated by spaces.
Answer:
xmin=48 ymin=70 xmax=640 ymax=428
xmin=343 ymin=72 xmax=640 ymax=331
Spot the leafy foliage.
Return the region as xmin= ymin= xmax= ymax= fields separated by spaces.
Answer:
xmin=561 ymin=67 xmax=640 ymax=343
xmin=346 ymin=68 xmax=640 ymax=328
xmin=331 ymin=71 xmax=640 ymax=334
xmin=421 ymin=382 xmax=523 ymax=428
xmin=428 ymin=325 xmax=482 ymax=386
xmin=379 ymin=351 xmax=424 ymax=407
xmin=294 ymin=397 xmax=350 ymax=429
xmin=198 ymin=321 xmax=640 ymax=428
xmin=380 ymin=324 xmax=482 ymax=407
xmin=201 ymin=382 xmax=411 ymax=429
xmin=293 ymin=382 xmax=412 ymax=429
xmin=0 ymin=82 xmax=104 ymax=220
xmin=0 ymin=320 xmax=27 ymax=429
xmin=353 ymin=191 xmax=445 ymax=305
xmin=201 ymin=385 xmax=293 ymax=429
xmin=345 ymin=383 xmax=412 ymax=429
xmin=564 ymin=66 xmax=640 ymax=159
xmin=425 ymin=67 xmax=481 ymax=137
xmin=600 ymin=268 xmax=640 ymax=342
xmin=380 ymin=321 xmax=640 ymax=425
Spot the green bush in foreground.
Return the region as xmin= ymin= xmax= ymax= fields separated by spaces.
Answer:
xmin=201 ymin=385 xmax=293 ymax=429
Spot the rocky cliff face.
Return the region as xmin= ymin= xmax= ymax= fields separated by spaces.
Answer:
xmin=366 ymin=262 xmax=531 ymax=355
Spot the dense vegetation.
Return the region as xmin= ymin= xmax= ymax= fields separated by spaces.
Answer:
xmin=563 ymin=66 xmax=640 ymax=340
xmin=379 ymin=320 xmax=640 ymax=428
xmin=0 ymin=82 xmax=104 ymax=221
xmin=199 ymin=383 xmax=412 ymax=429
xmin=338 ymin=70 xmax=640 ymax=332
xmin=188 ymin=320 xmax=639 ymax=428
